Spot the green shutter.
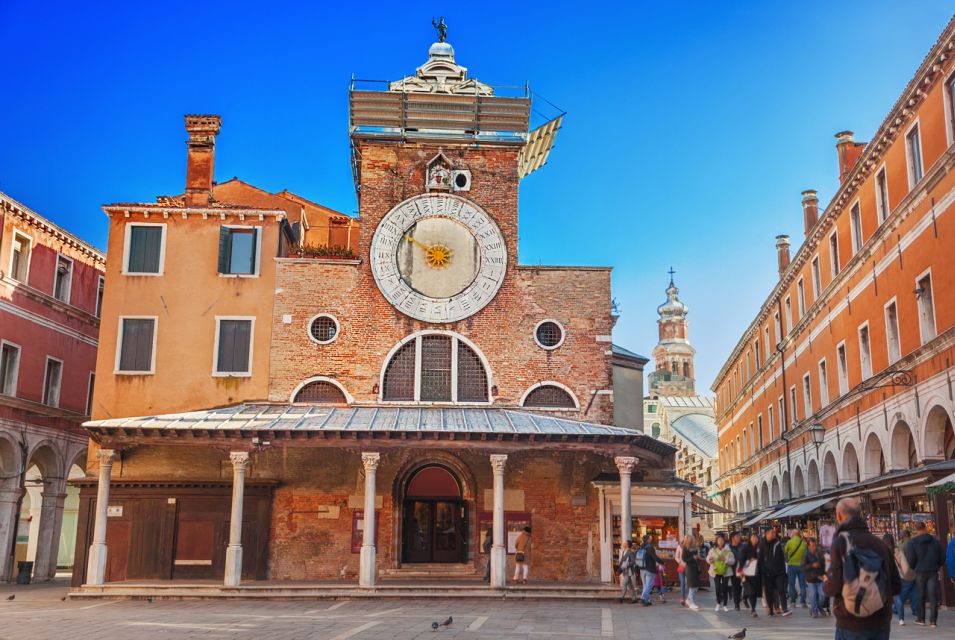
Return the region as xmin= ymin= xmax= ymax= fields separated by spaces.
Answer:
xmin=218 ymin=227 xmax=232 ymax=274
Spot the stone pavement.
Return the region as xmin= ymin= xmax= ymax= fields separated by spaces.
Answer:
xmin=0 ymin=579 xmax=946 ymax=640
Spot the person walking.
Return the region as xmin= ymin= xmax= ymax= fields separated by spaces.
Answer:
xmin=512 ymin=526 xmax=531 ymax=585
xmin=682 ymin=534 xmax=701 ymax=610
xmin=887 ymin=531 xmax=918 ymax=625
xmin=801 ymin=537 xmax=825 ymax=618
xmin=638 ymin=534 xmax=661 ymax=606
xmin=758 ymin=528 xmax=791 ymax=617
xmin=824 ymin=497 xmax=901 ymax=640
xmin=618 ymin=539 xmax=638 ymax=603
xmin=947 ymin=533 xmax=955 ymax=592
xmin=729 ymin=532 xmax=744 ymax=611
xmin=905 ymin=521 xmax=944 ymax=627
xmin=785 ymin=528 xmax=809 ymax=608
xmin=676 ymin=538 xmax=688 ymax=606
xmin=482 ymin=526 xmax=493 ymax=582
xmin=738 ymin=532 xmax=762 ymax=618
xmin=707 ymin=534 xmax=735 ymax=612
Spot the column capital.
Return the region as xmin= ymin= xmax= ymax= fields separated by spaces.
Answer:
xmin=95 ymin=449 xmax=115 ymax=465
xmin=489 ymin=454 xmax=508 ymax=474
xmin=614 ymin=456 xmax=638 ymax=474
xmin=229 ymin=451 xmax=250 ymax=470
xmin=361 ymin=452 xmax=380 ymax=472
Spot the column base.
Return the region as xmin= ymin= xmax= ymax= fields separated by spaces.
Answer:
xmin=490 ymin=545 xmax=506 ymax=589
xmin=86 ymin=542 xmax=107 ymax=586
xmin=359 ymin=544 xmax=376 ymax=587
xmin=224 ymin=544 xmax=243 ymax=587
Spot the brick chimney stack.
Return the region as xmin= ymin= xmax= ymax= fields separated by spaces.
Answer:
xmin=802 ymin=189 xmax=819 ymax=237
xmin=776 ymin=234 xmax=791 ymax=277
xmin=835 ymin=131 xmax=866 ymax=184
xmin=184 ymin=115 xmax=222 ymax=206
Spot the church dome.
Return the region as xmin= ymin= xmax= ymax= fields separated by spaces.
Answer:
xmin=657 ymin=280 xmax=688 ymax=318
xmin=428 ymin=41 xmax=455 ymax=59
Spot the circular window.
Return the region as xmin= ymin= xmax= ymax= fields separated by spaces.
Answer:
xmin=534 ymin=320 xmax=565 ymax=349
xmin=308 ymin=314 xmax=339 ymax=344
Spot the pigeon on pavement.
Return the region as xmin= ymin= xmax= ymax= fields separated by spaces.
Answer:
xmin=728 ymin=628 xmax=746 ymax=640
xmin=431 ymin=621 xmax=439 ymax=631
xmin=441 ymin=616 xmax=453 ymax=627
xmin=5 ymin=595 xmax=14 ymax=601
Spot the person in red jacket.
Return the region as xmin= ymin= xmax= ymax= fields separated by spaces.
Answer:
xmin=824 ymin=498 xmax=901 ymax=640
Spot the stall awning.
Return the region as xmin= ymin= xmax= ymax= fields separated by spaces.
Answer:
xmin=778 ymin=497 xmax=833 ymax=518
xmin=928 ymin=471 xmax=955 ymax=488
xmin=743 ymin=510 xmax=775 ymax=526
xmin=692 ymin=494 xmax=731 ymax=515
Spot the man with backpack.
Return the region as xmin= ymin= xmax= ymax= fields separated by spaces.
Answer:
xmin=758 ymin=528 xmax=791 ymax=616
xmin=785 ymin=528 xmax=809 ymax=608
xmin=824 ymin=497 xmax=901 ymax=640
xmin=638 ymin=534 xmax=661 ymax=606
xmin=904 ymin=520 xmax=944 ymax=627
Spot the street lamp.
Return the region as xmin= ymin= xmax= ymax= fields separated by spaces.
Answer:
xmin=810 ymin=423 xmax=826 ymax=447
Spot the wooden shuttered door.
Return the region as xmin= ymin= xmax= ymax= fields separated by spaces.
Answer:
xmin=216 ymin=320 xmax=252 ymax=373
xmin=128 ymin=226 xmax=162 ymax=273
xmin=119 ymin=319 xmax=155 ymax=372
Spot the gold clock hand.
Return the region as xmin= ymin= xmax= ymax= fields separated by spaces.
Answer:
xmin=405 ymin=234 xmax=431 ymax=251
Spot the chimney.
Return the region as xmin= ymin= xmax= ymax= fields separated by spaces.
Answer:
xmin=184 ymin=115 xmax=222 ymax=206
xmin=802 ymin=189 xmax=819 ymax=236
xmin=835 ymin=130 xmax=866 ymax=184
xmin=775 ymin=234 xmax=791 ymax=277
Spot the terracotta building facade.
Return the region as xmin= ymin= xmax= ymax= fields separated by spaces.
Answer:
xmin=712 ymin=17 xmax=955 ymax=599
xmin=73 ymin=39 xmax=689 ymax=592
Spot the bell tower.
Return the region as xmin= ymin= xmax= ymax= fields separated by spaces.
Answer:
xmin=649 ymin=270 xmax=696 ymax=396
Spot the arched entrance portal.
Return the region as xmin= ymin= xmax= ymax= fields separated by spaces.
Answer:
xmin=402 ymin=465 xmax=467 ymax=564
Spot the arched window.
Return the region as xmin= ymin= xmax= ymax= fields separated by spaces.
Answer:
xmin=683 ymin=362 xmax=690 ymax=377
xmin=293 ymin=378 xmax=348 ymax=404
xmin=522 ymin=384 xmax=577 ymax=409
xmin=381 ymin=333 xmax=489 ymax=403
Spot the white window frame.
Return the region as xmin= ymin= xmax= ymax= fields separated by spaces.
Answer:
xmin=802 ymin=372 xmax=813 ymax=418
xmin=212 ymin=316 xmax=256 ymax=377
xmin=0 ymin=340 xmax=21 ymax=397
xmin=307 ymin=313 xmax=341 ymax=345
xmin=533 ymin=319 xmax=566 ymax=350
xmin=8 ymin=230 xmax=33 ymax=283
xmin=905 ymin=118 xmax=924 ymax=189
xmin=828 ymin=230 xmax=840 ymax=279
xmin=773 ymin=312 xmax=781 ymax=344
xmin=754 ymin=338 xmax=761 ymax=368
xmin=95 ymin=275 xmax=105 ymax=318
xmin=517 ymin=381 xmax=580 ymax=410
xmin=767 ymin=403 xmax=775 ymax=442
xmin=53 ymin=253 xmax=73 ymax=304
xmin=115 ymin=315 xmax=158 ymax=375
xmin=874 ymin=164 xmax=890 ymax=224
xmin=858 ymin=321 xmax=873 ymax=380
xmin=757 ymin=414 xmax=764 ymax=450
xmin=811 ymin=255 xmax=822 ymax=299
xmin=915 ymin=268 xmax=937 ymax=345
xmin=796 ymin=277 xmax=806 ymax=318
xmin=42 ymin=356 xmax=63 ymax=407
xmin=777 ymin=396 xmax=785 ymax=434
xmin=817 ymin=358 xmax=829 ymax=408
xmin=86 ymin=371 xmax=95 ymax=416
xmin=784 ymin=296 xmax=793 ymax=334
xmin=789 ymin=385 xmax=798 ymax=427
xmin=849 ymin=199 xmax=863 ymax=254
xmin=836 ymin=340 xmax=849 ymax=396
xmin=122 ymin=222 xmax=167 ymax=276
xmin=884 ymin=297 xmax=901 ymax=364
xmin=764 ymin=326 xmax=771 ymax=359
xmin=219 ymin=225 xmax=263 ymax=278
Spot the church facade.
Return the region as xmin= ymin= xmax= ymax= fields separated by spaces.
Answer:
xmin=73 ymin=37 xmax=689 ymax=591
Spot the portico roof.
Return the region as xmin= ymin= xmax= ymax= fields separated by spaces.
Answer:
xmin=84 ymin=404 xmax=676 ymax=456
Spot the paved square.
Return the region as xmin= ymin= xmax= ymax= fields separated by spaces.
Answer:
xmin=0 ymin=581 xmax=943 ymax=640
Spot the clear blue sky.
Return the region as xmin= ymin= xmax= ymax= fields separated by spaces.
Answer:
xmin=1 ymin=2 xmax=952 ymax=393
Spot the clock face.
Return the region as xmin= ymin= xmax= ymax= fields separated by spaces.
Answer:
xmin=371 ymin=194 xmax=507 ymax=323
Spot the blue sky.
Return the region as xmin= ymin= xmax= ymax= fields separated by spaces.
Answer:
xmin=1 ymin=2 xmax=952 ymax=393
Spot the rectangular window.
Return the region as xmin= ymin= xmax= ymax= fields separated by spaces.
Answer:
xmin=9 ymin=232 xmax=31 ymax=283
xmin=0 ymin=342 xmax=20 ymax=396
xmin=754 ymin=339 xmax=761 ymax=368
xmin=906 ymin=123 xmax=923 ymax=187
xmin=875 ymin=167 xmax=890 ymax=224
xmin=214 ymin=318 xmax=254 ymax=376
xmin=773 ymin=312 xmax=781 ymax=344
xmin=884 ymin=299 xmax=901 ymax=364
xmin=947 ymin=73 xmax=955 ymax=143
xmin=743 ymin=428 xmax=750 ymax=459
xmin=859 ymin=323 xmax=873 ymax=380
xmin=797 ymin=278 xmax=806 ymax=318
xmin=811 ymin=256 xmax=822 ymax=298
xmin=850 ymin=202 xmax=863 ymax=254
xmin=116 ymin=317 xmax=157 ymax=374
xmin=777 ymin=396 xmax=785 ymax=435
xmin=784 ymin=296 xmax=793 ymax=334
xmin=42 ymin=357 xmax=62 ymax=407
xmin=837 ymin=342 xmax=849 ymax=396
xmin=764 ymin=326 xmax=770 ymax=359
xmin=86 ymin=372 xmax=95 ymax=416
xmin=218 ymin=227 xmax=260 ymax=276
xmin=768 ymin=404 xmax=775 ymax=442
xmin=788 ymin=386 xmax=798 ymax=428
xmin=916 ymin=271 xmax=936 ymax=344
xmin=53 ymin=254 xmax=73 ymax=303
xmin=818 ymin=359 xmax=829 ymax=408
xmin=95 ymin=276 xmax=105 ymax=318
xmin=802 ymin=372 xmax=812 ymax=418
xmin=829 ymin=231 xmax=840 ymax=279
xmin=124 ymin=224 xmax=166 ymax=275
xmin=757 ymin=414 xmax=764 ymax=450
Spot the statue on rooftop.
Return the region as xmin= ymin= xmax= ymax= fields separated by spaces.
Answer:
xmin=432 ymin=17 xmax=448 ymax=43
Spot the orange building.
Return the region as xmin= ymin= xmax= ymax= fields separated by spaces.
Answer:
xmin=712 ymin=17 xmax=955 ymax=588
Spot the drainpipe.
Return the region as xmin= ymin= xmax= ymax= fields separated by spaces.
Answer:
xmin=776 ymin=297 xmax=794 ymax=502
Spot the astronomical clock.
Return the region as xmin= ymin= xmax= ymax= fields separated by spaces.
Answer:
xmin=370 ymin=193 xmax=507 ymax=323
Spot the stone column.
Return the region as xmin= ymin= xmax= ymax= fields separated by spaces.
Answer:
xmin=489 ymin=454 xmax=507 ymax=589
xmin=223 ymin=451 xmax=250 ymax=587
xmin=86 ymin=449 xmax=114 ymax=585
xmin=615 ymin=456 xmax=637 ymax=547
xmin=32 ymin=481 xmax=67 ymax=581
xmin=0 ymin=489 xmax=23 ymax=582
xmin=358 ymin=452 xmax=380 ymax=587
